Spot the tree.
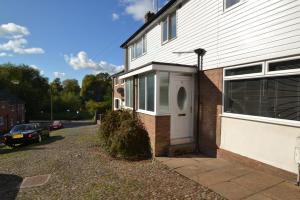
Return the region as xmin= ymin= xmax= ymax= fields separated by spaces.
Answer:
xmin=81 ymin=73 xmax=111 ymax=102
xmin=0 ymin=63 xmax=50 ymax=120
xmin=50 ymin=78 xmax=63 ymax=95
xmin=62 ymin=79 xmax=80 ymax=94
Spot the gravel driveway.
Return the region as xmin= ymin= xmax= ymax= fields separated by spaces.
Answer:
xmin=0 ymin=122 xmax=225 ymax=200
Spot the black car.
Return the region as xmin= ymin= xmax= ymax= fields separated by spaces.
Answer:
xmin=3 ymin=123 xmax=50 ymax=147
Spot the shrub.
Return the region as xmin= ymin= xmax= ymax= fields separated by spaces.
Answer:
xmin=98 ymin=110 xmax=152 ymax=159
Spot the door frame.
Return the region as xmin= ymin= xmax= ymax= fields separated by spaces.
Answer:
xmin=169 ymin=73 xmax=195 ymax=145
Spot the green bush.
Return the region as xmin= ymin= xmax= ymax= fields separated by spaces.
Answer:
xmin=98 ymin=110 xmax=152 ymax=160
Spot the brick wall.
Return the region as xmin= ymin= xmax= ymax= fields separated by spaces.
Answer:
xmin=0 ymin=101 xmax=25 ymax=132
xmin=138 ymin=113 xmax=170 ymax=156
xmin=199 ymin=68 xmax=223 ymax=157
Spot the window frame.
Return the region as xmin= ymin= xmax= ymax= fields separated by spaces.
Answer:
xmin=223 ymin=0 xmax=246 ymax=12
xmin=137 ymin=72 xmax=156 ymax=114
xmin=222 ymin=56 xmax=300 ymax=127
xmin=114 ymin=98 xmax=121 ymax=110
xmin=124 ymin=78 xmax=133 ymax=109
xmin=131 ymin=35 xmax=147 ymax=61
xmin=161 ymin=11 xmax=177 ymax=45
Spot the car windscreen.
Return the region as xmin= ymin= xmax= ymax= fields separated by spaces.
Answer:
xmin=10 ymin=124 xmax=34 ymax=133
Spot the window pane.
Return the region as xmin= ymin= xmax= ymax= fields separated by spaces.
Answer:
xmin=225 ymin=0 xmax=240 ymax=9
xmin=139 ymin=76 xmax=146 ymax=110
xmin=169 ymin=13 xmax=177 ymax=39
xmin=269 ymin=59 xmax=300 ymax=72
xmin=159 ymin=72 xmax=169 ymax=112
xmin=135 ymin=39 xmax=143 ymax=57
xmin=162 ymin=20 xmax=168 ymax=42
xmin=225 ymin=75 xmax=300 ymax=121
xmin=143 ymin=36 xmax=147 ymax=54
xmin=147 ymin=73 xmax=155 ymax=111
xmin=225 ymin=65 xmax=262 ymax=76
xmin=125 ymin=79 xmax=133 ymax=107
xmin=131 ymin=46 xmax=135 ymax=60
xmin=224 ymin=79 xmax=262 ymax=116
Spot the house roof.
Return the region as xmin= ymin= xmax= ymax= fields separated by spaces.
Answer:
xmin=120 ymin=0 xmax=178 ymax=48
xmin=110 ymin=70 xmax=125 ymax=78
xmin=0 ymin=90 xmax=24 ymax=104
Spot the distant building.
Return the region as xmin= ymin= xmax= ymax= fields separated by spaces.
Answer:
xmin=0 ymin=90 xmax=25 ymax=133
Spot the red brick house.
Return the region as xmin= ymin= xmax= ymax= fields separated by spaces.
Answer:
xmin=0 ymin=91 xmax=25 ymax=133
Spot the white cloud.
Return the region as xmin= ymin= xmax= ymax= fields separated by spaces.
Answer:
xmin=121 ymin=0 xmax=154 ymax=21
xmin=53 ymin=72 xmax=66 ymax=78
xmin=0 ymin=52 xmax=13 ymax=57
xmin=0 ymin=23 xmax=44 ymax=55
xmin=0 ymin=23 xmax=30 ymax=38
xmin=64 ymin=51 xmax=123 ymax=74
xmin=0 ymin=38 xmax=44 ymax=54
xmin=30 ymin=64 xmax=44 ymax=75
xmin=112 ymin=13 xmax=120 ymax=21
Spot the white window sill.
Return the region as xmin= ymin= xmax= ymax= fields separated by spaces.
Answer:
xmin=137 ymin=109 xmax=170 ymax=116
xmin=221 ymin=113 xmax=300 ymax=128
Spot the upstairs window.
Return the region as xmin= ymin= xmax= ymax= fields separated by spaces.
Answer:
xmin=162 ymin=12 xmax=177 ymax=43
xmin=225 ymin=0 xmax=240 ymax=9
xmin=131 ymin=35 xmax=147 ymax=60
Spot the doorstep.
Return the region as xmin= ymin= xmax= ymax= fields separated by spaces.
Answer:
xmin=156 ymin=154 xmax=300 ymax=200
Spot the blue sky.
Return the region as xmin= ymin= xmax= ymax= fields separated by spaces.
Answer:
xmin=0 ymin=0 xmax=166 ymax=84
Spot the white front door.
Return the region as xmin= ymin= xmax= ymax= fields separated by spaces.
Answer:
xmin=170 ymin=75 xmax=193 ymax=145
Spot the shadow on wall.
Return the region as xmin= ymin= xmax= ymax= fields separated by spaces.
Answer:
xmin=199 ymin=69 xmax=223 ymax=157
xmin=0 ymin=174 xmax=23 ymax=200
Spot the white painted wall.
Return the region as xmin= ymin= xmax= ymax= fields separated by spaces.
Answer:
xmin=128 ymin=0 xmax=300 ymax=71
xmin=220 ymin=116 xmax=300 ymax=173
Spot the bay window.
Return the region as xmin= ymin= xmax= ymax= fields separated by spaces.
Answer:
xmin=224 ymin=58 xmax=300 ymax=122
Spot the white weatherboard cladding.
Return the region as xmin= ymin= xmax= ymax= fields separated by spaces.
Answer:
xmin=221 ymin=116 xmax=300 ymax=174
xmin=128 ymin=0 xmax=300 ymax=71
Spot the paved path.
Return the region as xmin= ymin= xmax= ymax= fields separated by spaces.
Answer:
xmin=157 ymin=155 xmax=300 ymax=200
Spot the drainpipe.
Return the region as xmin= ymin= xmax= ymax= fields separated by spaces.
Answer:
xmin=194 ymin=48 xmax=206 ymax=153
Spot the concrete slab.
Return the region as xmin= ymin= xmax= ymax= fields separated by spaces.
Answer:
xmin=262 ymin=182 xmax=300 ymax=200
xmin=244 ymin=194 xmax=273 ymax=200
xmin=209 ymin=181 xmax=254 ymax=200
xmin=20 ymin=174 xmax=51 ymax=189
xmin=194 ymin=165 xmax=252 ymax=186
xmin=232 ymin=171 xmax=284 ymax=193
xmin=163 ymin=157 xmax=200 ymax=169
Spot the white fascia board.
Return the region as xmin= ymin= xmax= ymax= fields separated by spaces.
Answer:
xmin=119 ymin=65 xmax=153 ymax=79
xmin=119 ymin=63 xmax=196 ymax=79
xmin=153 ymin=64 xmax=196 ymax=73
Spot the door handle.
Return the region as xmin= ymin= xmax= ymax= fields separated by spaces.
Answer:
xmin=178 ymin=113 xmax=186 ymax=116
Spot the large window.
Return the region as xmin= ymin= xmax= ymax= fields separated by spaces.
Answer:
xmin=162 ymin=12 xmax=177 ymax=43
xmin=138 ymin=73 xmax=155 ymax=112
xmin=224 ymin=59 xmax=300 ymax=122
xmin=125 ymin=79 xmax=133 ymax=107
xmin=224 ymin=0 xmax=241 ymax=9
xmin=131 ymin=36 xmax=147 ymax=60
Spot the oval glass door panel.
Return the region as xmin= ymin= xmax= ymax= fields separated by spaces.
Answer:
xmin=177 ymin=87 xmax=187 ymax=110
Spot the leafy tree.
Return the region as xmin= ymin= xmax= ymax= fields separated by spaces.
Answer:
xmin=62 ymin=79 xmax=80 ymax=94
xmin=0 ymin=63 xmax=50 ymax=120
xmin=81 ymin=73 xmax=111 ymax=102
xmin=50 ymin=78 xmax=63 ymax=95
